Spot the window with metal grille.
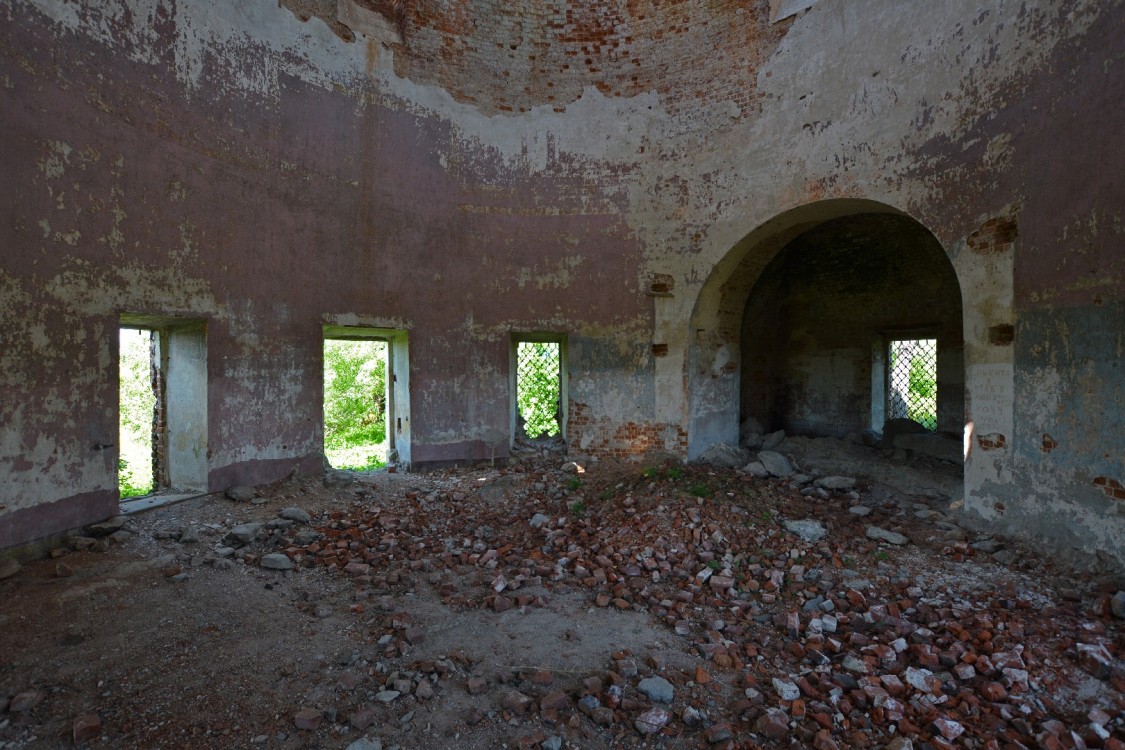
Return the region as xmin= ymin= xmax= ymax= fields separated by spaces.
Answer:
xmin=516 ymin=341 xmax=562 ymax=439
xmin=888 ymin=338 xmax=938 ymax=430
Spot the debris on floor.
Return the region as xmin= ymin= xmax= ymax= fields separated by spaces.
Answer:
xmin=1 ymin=441 xmax=1122 ymax=749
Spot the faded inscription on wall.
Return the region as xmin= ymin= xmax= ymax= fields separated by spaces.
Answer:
xmin=969 ymin=363 xmax=1014 ymax=436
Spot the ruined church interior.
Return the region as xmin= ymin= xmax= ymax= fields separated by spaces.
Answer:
xmin=1 ymin=0 xmax=1123 ymax=748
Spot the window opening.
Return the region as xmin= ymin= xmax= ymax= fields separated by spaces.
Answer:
xmin=118 ymin=327 xmax=159 ymax=498
xmin=323 ymin=338 xmax=390 ymax=471
xmin=515 ymin=340 xmax=562 ymax=439
xmin=887 ymin=338 xmax=938 ymax=430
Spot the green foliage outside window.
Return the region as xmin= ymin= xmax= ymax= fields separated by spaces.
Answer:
xmin=516 ymin=341 xmax=561 ymax=439
xmin=907 ymin=355 xmax=937 ymax=430
xmin=324 ymin=339 xmax=387 ymax=470
xmin=119 ymin=328 xmax=155 ymax=498
xmin=889 ymin=339 xmax=938 ymax=431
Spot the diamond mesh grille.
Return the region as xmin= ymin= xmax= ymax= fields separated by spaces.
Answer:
xmin=516 ymin=341 xmax=561 ymax=438
xmin=888 ymin=339 xmax=938 ymax=430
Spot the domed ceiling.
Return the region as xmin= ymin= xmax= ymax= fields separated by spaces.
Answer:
xmin=282 ymin=0 xmax=789 ymax=117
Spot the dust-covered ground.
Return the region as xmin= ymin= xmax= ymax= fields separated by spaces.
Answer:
xmin=1 ymin=437 xmax=1122 ymax=750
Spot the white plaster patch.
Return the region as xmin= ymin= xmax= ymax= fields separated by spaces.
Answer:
xmin=967 ymin=363 xmax=1014 ymax=437
xmin=1022 ymin=367 xmax=1063 ymax=432
xmin=0 ymin=422 xmax=113 ymax=513
xmin=514 ymin=255 xmax=584 ymax=291
xmin=26 ymin=0 xmax=164 ymax=66
xmin=37 ymin=139 xmax=71 ymax=179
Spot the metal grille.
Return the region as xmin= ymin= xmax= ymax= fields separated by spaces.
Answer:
xmin=516 ymin=341 xmax=561 ymax=438
xmin=888 ymin=338 xmax=938 ymax=430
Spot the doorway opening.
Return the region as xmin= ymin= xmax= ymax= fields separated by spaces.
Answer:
xmin=323 ymin=337 xmax=389 ymax=471
xmin=887 ymin=338 xmax=938 ymax=430
xmin=511 ymin=335 xmax=567 ymax=444
xmin=117 ymin=315 xmax=208 ymax=500
xmin=322 ymin=325 xmax=410 ymax=470
xmin=118 ymin=327 xmax=158 ymax=498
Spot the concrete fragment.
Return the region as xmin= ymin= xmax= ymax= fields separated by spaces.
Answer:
xmin=280 ymin=507 xmax=311 ymax=523
xmin=761 ymin=430 xmax=786 ymax=450
xmin=223 ymin=522 xmax=262 ymax=547
xmin=757 ymin=450 xmax=793 ymax=477
xmin=866 ymin=526 xmax=909 ymax=545
xmin=783 ymin=519 xmax=827 ymax=542
xmin=226 ymin=486 xmax=255 ymax=502
xmin=1112 ymin=591 xmax=1125 ymax=619
xmin=771 ymin=678 xmax=800 ymax=701
xmin=814 ymin=476 xmax=856 ymax=491
xmin=971 ymin=538 xmax=1004 ymax=553
xmin=933 ymin=717 xmax=965 ymax=741
xmin=637 ymin=676 xmax=674 ymax=704
xmin=841 ymin=653 xmax=869 ymax=674
xmin=698 ymin=443 xmax=749 ymax=468
xmin=345 ymin=739 xmax=382 ymax=750
xmin=742 ymin=461 xmax=771 ymax=478
xmin=86 ymin=516 xmax=127 ymax=537
xmin=904 ymin=667 xmax=936 ymax=692
xmin=260 ymin=553 xmax=294 ymax=570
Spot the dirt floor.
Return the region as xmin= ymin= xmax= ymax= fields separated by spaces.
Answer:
xmin=1 ymin=437 xmax=1123 ymax=750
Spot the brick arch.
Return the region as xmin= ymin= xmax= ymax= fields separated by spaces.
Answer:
xmin=685 ymin=198 xmax=960 ymax=457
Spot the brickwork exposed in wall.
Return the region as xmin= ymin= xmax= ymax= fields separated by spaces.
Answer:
xmin=1094 ymin=477 xmax=1125 ymax=501
xmin=967 ymin=216 xmax=1019 ymax=254
xmin=287 ymin=0 xmax=786 ymax=117
xmin=569 ymin=403 xmax=687 ymax=459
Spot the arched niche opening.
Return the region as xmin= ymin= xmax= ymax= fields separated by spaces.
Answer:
xmin=687 ymin=199 xmax=964 ymax=458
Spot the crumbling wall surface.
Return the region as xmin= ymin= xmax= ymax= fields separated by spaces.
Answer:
xmin=2 ymin=0 xmax=1122 ymax=567
xmin=917 ymin=4 xmax=1124 ymax=566
xmin=664 ymin=2 xmax=1123 ymax=563
xmin=0 ymin=0 xmax=662 ymax=549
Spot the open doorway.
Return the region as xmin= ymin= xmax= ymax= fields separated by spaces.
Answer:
xmin=323 ymin=338 xmax=389 ymax=470
xmin=321 ymin=325 xmax=410 ymax=470
xmin=511 ymin=335 xmax=567 ymax=445
xmin=118 ymin=328 xmax=158 ymax=498
xmin=117 ymin=315 xmax=208 ymax=501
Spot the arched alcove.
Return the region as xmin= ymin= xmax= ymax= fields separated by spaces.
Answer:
xmin=687 ymin=199 xmax=964 ymax=457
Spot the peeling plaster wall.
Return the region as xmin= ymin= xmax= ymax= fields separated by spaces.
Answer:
xmin=1 ymin=0 xmax=1123 ymax=565
xmin=0 ymin=0 xmax=658 ymax=547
